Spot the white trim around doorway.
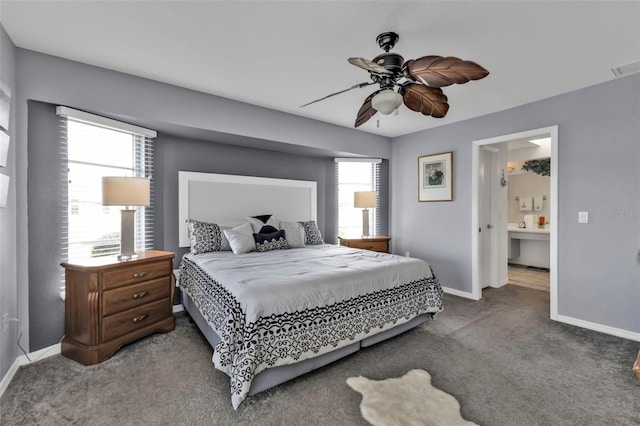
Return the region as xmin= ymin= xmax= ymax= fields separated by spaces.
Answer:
xmin=471 ymin=125 xmax=558 ymax=318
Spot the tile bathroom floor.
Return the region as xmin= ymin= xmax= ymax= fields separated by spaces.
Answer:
xmin=508 ymin=264 xmax=550 ymax=291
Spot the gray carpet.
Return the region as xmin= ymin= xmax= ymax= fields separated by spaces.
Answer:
xmin=1 ymin=285 xmax=639 ymax=425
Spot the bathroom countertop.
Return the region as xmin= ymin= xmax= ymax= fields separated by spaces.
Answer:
xmin=508 ymin=225 xmax=550 ymax=234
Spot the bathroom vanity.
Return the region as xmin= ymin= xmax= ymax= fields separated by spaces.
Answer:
xmin=508 ymin=224 xmax=550 ymax=267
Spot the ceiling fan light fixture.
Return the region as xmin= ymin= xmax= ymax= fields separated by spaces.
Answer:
xmin=372 ymin=89 xmax=402 ymax=115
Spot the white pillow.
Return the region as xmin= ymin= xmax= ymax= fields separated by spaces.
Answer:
xmin=247 ymin=215 xmax=279 ymax=233
xmin=279 ymin=221 xmax=305 ymax=248
xmin=223 ymin=222 xmax=256 ymax=254
xmin=217 ymin=221 xmax=245 ymax=251
xmin=218 ymin=226 xmax=233 ymax=251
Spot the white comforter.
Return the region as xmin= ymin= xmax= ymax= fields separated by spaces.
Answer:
xmin=179 ymin=244 xmax=443 ymax=409
xmin=189 ymin=244 xmax=433 ymax=321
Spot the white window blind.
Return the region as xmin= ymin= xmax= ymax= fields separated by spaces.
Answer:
xmin=58 ymin=107 xmax=155 ymax=262
xmin=335 ymin=158 xmax=382 ymax=238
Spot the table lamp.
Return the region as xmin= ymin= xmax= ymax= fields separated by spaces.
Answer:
xmin=102 ymin=176 xmax=150 ymax=260
xmin=354 ymin=191 xmax=377 ymax=237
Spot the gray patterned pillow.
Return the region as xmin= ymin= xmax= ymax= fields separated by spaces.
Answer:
xmin=187 ymin=219 xmax=222 ymax=254
xmin=298 ymin=220 xmax=324 ymax=245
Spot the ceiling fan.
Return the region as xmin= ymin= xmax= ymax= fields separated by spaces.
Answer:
xmin=301 ymin=32 xmax=489 ymax=127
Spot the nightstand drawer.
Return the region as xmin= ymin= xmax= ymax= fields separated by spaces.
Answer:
xmin=339 ymin=236 xmax=390 ymax=253
xmin=102 ymin=277 xmax=171 ymax=316
xmin=102 ymin=298 xmax=171 ymax=342
xmin=102 ymin=261 xmax=170 ymax=290
xmin=351 ymin=241 xmax=388 ymax=252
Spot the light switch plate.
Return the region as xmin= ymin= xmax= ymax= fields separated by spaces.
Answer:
xmin=578 ymin=211 xmax=589 ymax=223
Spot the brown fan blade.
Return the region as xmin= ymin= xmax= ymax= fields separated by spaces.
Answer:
xmin=401 ymin=84 xmax=449 ymax=118
xmin=405 ymin=56 xmax=489 ymax=88
xmin=348 ymin=57 xmax=392 ymax=75
xmin=354 ymin=92 xmax=378 ymax=127
xmin=300 ymin=82 xmax=373 ymax=107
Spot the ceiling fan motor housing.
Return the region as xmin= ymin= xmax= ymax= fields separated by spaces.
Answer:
xmin=372 ymin=52 xmax=405 ymax=76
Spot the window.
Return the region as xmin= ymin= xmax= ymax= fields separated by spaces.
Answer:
xmin=336 ymin=159 xmax=381 ymax=238
xmin=58 ymin=107 xmax=156 ymax=262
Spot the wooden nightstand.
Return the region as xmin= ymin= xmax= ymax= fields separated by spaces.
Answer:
xmin=338 ymin=236 xmax=391 ymax=253
xmin=61 ymin=250 xmax=176 ymax=365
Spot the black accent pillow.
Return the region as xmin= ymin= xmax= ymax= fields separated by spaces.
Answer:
xmin=253 ymin=229 xmax=290 ymax=252
xmin=259 ymin=225 xmax=279 ymax=234
xmin=252 ymin=214 xmax=273 ymax=223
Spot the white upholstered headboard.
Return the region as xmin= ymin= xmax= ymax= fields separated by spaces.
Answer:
xmin=178 ymin=171 xmax=317 ymax=247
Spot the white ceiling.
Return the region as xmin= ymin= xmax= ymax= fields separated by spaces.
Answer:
xmin=1 ymin=1 xmax=639 ymax=138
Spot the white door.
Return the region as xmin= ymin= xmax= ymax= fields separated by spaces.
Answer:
xmin=479 ymin=147 xmax=498 ymax=289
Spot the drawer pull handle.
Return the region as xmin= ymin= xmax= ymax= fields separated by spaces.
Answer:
xmin=132 ymin=271 xmax=149 ymax=278
xmin=132 ymin=291 xmax=149 ymax=299
xmin=132 ymin=314 xmax=148 ymax=323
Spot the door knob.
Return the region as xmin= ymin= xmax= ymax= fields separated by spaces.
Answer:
xmin=487 ymin=224 xmax=493 ymax=229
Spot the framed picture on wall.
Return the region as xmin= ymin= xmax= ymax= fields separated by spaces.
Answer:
xmin=418 ymin=151 xmax=453 ymax=202
xmin=0 ymin=173 xmax=8 ymax=208
xmin=0 ymin=82 xmax=10 ymax=132
xmin=0 ymin=131 xmax=9 ymax=168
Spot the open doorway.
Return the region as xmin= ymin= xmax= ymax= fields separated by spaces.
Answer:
xmin=471 ymin=126 xmax=558 ymax=320
xmin=506 ymin=139 xmax=552 ymax=292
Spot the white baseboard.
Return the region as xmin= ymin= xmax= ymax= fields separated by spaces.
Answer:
xmin=492 ymin=278 xmax=510 ymax=288
xmin=172 ymin=304 xmax=184 ymax=313
xmin=0 ymin=343 xmax=61 ymax=399
xmin=441 ymin=286 xmax=480 ymax=300
xmin=0 ymin=357 xmax=21 ymax=398
xmin=555 ymin=314 xmax=640 ymax=342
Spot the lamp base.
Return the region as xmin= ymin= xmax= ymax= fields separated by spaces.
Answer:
xmin=119 ymin=208 xmax=138 ymax=261
xmin=362 ymin=208 xmax=370 ymax=238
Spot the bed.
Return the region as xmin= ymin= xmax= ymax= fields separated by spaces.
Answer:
xmin=176 ymin=171 xmax=443 ymax=409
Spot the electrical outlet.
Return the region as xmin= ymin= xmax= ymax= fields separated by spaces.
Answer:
xmin=405 ymin=252 xmax=410 ymax=257
xmin=3 ymin=313 xmax=8 ymax=334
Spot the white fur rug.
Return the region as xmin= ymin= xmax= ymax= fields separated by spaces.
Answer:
xmin=347 ymin=369 xmax=478 ymax=426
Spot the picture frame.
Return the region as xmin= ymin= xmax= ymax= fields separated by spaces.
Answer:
xmin=0 ymin=131 xmax=9 ymax=168
xmin=418 ymin=151 xmax=453 ymax=202
xmin=0 ymin=81 xmax=10 ymax=132
xmin=0 ymin=173 xmax=8 ymax=208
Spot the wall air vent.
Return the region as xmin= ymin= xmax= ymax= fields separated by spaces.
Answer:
xmin=611 ymin=60 xmax=640 ymax=77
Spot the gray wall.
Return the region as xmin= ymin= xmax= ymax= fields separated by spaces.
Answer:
xmin=14 ymin=49 xmax=390 ymax=351
xmin=0 ymin=24 xmax=18 ymax=381
xmin=391 ymin=74 xmax=640 ymax=334
xmin=26 ymin=101 xmax=66 ymax=349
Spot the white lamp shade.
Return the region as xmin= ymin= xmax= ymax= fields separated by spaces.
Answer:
xmin=102 ymin=177 xmax=150 ymax=206
xmin=354 ymin=191 xmax=377 ymax=208
xmin=371 ymin=89 xmax=403 ymax=115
